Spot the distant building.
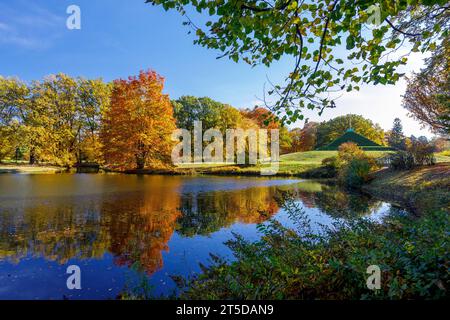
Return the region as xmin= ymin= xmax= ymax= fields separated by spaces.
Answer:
xmin=317 ymin=129 xmax=394 ymax=151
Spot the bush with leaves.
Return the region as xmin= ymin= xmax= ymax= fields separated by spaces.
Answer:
xmin=409 ymin=140 xmax=436 ymax=166
xmin=389 ymin=140 xmax=436 ymax=170
xmin=337 ymin=142 xmax=366 ymax=163
xmin=173 ymin=194 xmax=449 ymax=300
xmin=339 ymin=158 xmax=373 ymax=188
xmin=317 ymin=156 xmax=339 ymax=176
xmin=389 ymin=151 xmax=415 ymax=170
xmin=336 ymin=142 xmax=377 ymax=188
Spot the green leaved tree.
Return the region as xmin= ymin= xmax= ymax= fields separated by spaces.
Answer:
xmin=388 ymin=117 xmax=406 ymax=150
xmin=146 ymin=0 xmax=449 ymax=123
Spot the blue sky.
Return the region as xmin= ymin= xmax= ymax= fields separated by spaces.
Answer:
xmin=0 ymin=0 xmax=433 ymax=137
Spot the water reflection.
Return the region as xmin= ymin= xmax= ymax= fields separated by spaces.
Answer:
xmin=296 ymin=185 xmax=382 ymax=219
xmin=177 ymin=188 xmax=279 ymax=237
xmin=0 ymin=176 xmax=289 ymax=274
xmin=0 ymin=174 xmax=393 ymax=298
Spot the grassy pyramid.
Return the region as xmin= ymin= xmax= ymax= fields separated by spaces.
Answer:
xmin=318 ymin=129 xmax=393 ymax=151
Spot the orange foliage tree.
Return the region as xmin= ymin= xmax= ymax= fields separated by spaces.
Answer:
xmin=241 ymin=106 xmax=292 ymax=152
xmin=101 ymin=70 xmax=176 ymax=170
xmin=240 ymin=106 xmax=279 ymax=129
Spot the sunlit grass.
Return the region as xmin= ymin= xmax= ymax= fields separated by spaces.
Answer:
xmin=0 ymin=164 xmax=62 ymax=174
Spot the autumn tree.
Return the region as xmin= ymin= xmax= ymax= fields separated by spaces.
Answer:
xmin=288 ymin=128 xmax=302 ymax=153
xmin=146 ymin=0 xmax=448 ymax=122
xmin=403 ymin=38 xmax=449 ymax=136
xmin=289 ymin=121 xmax=318 ymax=152
xmin=172 ymin=96 xmax=255 ymax=134
xmin=75 ymin=79 xmax=111 ymax=163
xmin=20 ymin=74 xmax=111 ymax=166
xmin=101 ymin=70 xmax=176 ymax=170
xmin=30 ymin=75 xmax=80 ymax=165
xmin=1 ymin=74 xmax=109 ymax=165
xmin=0 ymin=77 xmax=29 ymax=161
xmin=172 ymin=96 xmax=264 ymax=163
xmin=241 ymin=106 xmax=292 ymax=152
xmin=431 ymin=136 xmax=450 ymax=152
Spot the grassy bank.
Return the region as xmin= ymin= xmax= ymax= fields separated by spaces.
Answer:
xmin=177 ymin=150 xmax=450 ymax=176
xmin=364 ymin=163 xmax=450 ymax=214
xmin=0 ymin=164 xmax=63 ymax=174
xmin=176 ymin=150 xmax=392 ymax=176
xmin=2 ymin=151 xmax=449 ymax=177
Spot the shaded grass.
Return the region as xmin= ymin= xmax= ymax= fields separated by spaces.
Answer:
xmin=363 ymin=163 xmax=450 ymax=214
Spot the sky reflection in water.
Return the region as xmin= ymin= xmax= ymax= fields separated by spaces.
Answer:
xmin=0 ymin=174 xmax=399 ymax=299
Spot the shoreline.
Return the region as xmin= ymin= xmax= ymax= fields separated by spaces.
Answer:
xmin=0 ymin=164 xmax=64 ymax=174
xmin=0 ymin=163 xmax=332 ymax=178
xmin=363 ymin=163 xmax=450 ymax=214
xmin=2 ymin=162 xmax=449 ymax=216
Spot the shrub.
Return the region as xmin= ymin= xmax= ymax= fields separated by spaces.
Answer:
xmin=409 ymin=140 xmax=436 ymax=166
xmin=174 ymin=201 xmax=449 ymax=300
xmin=321 ymin=156 xmax=338 ymax=167
xmin=337 ymin=142 xmax=365 ymax=163
xmin=338 ymin=158 xmax=372 ymax=188
xmin=389 ymin=141 xmax=436 ymax=170
xmin=389 ymin=151 xmax=415 ymax=170
xmin=318 ymin=156 xmax=339 ymax=177
xmin=336 ymin=143 xmax=377 ymax=188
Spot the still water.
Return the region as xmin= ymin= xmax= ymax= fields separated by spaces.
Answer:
xmin=0 ymin=174 xmax=398 ymax=299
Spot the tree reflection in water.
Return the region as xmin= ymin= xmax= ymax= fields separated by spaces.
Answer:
xmin=0 ymin=176 xmax=384 ymax=279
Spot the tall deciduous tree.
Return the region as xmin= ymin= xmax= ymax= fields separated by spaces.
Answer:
xmin=0 ymin=77 xmax=29 ymax=161
xmin=289 ymin=122 xmax=318 ymax=152
xmin=241 ymin=106 xmax=292 ymax=152
xmin=172 ymin=96 xmax=223 ymax=131
xmin=76 ymin=79 xmax=111 ymax=163
xmin=22 ymin=74 xmax=110 ymax=166
xmin=0 ymin=74 xmax=110 ymax=165
xmin=403 ymin=38 xmax=449 ymax=136
xmin=101 ymin=70 xmax=176 ymax=170
xmin=172 ymin=96 xmax=254 ymax=134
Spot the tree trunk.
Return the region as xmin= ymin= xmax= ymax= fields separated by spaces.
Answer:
xmin=29 ymin=148 xmax=36 ymax=165
xmin=136 ymin=157 xmax=145 ymax=170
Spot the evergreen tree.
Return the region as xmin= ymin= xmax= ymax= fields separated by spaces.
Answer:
xmin=388 ymin=118 xmax=406 ymax=150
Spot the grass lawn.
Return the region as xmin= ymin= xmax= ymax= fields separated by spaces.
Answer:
xmin=178 ymin=150 xmax=450 ymax=176
xmin=2 ymin=151 xmax=448 ymax=176
xmin=364 ymin=163 xmax=450 ymax=214
xmin=277 ymin=150 xmax=395 ymax=174
xmin=177 ymin=150 xmax=393 ymax=175
xmin=435 ymin=151 xmax=450 ymax=163
xmin=0 ymin=164 xmax=62 ymax=174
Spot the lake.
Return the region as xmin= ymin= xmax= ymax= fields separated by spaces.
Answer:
xmin=0 ymin=174 xmax=401 ymax=299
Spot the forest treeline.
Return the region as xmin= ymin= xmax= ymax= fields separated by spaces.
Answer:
xmin=1 ymin=70 xmax=447 ymax=170
xmin=0 ymin=70 xmax=291 ymax=169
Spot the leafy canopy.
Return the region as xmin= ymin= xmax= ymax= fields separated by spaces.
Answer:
xmin=0 ymin=75 xmax=110 ymax=165
xmin=146 ymin=0 xmax=449 ymax=123
xmin=403 ymin=38 xmax=450 ymax=136
xmin=101 ymin=70 xmax=176 ymax=170
xmin=315 ymin=114 xmax=385 ymax=148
